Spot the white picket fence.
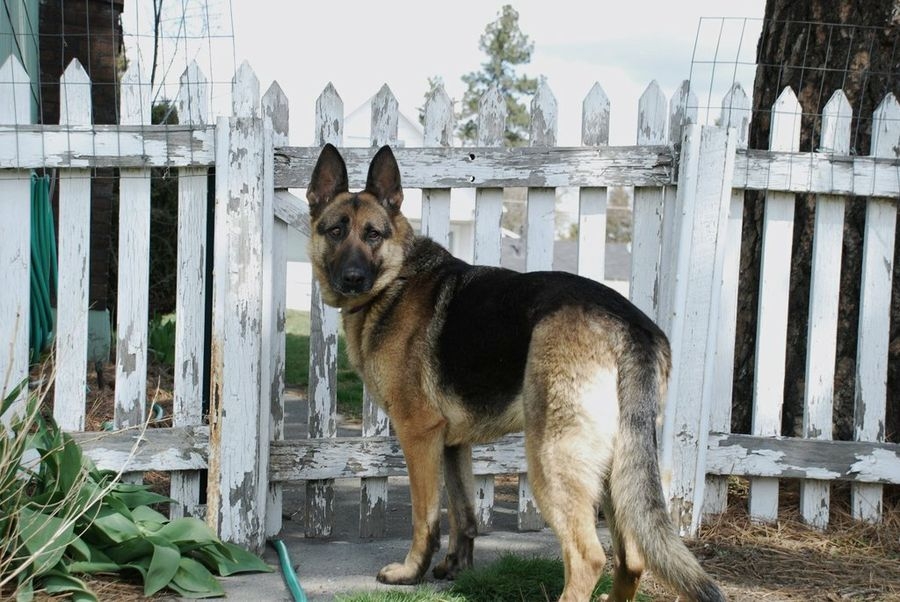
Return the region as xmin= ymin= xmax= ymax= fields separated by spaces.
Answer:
xmin=1 ymin=54 xmax=898 ymax=553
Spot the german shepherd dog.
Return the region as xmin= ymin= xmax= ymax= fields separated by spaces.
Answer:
xmin=306 ymin=144 xmax=724 ymax=602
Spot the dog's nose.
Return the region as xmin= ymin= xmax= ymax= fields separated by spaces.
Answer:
xmin=341 ymin=267 xmax=367 ymax=289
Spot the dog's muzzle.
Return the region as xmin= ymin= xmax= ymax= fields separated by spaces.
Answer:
xmin=331 ymin=251 xmax=374 ymax=296
xmin=337 ymin=266 xmax=372 ymax=295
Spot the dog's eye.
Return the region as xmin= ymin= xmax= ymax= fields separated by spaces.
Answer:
xmin=366 ymin=230 xmax=382 ymax=243
xmin=328 ymin=226 xmax=343 ymax=240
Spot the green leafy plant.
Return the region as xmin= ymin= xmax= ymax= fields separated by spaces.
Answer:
xmin=148 ymin=314 xmax=177 ymax=366
xmin=0 ymin=380 xmax=271 ymax=600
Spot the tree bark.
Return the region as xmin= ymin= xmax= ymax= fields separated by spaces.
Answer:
xmin=733 ymin=1 xmax=899 ymax=442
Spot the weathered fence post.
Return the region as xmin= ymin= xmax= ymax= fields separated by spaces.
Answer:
xmin=703 ymin=82 xmax=750 ymax=517
xmin=54 ymin=59 xmax=92 ymax=431
xmin=306 ymin=82 xmax=342 ymax=538
xmin=208 ymin=62 xmax=268 ymax=551
xmin=360 ymin=84 xmax=398 ymax=537
xmin=519 ymin=80 xmax=558 ymax=531
xmin=262 ymin=80 xmax=288 ymax=537
xmin=115 ymin=64 xmax=152 ymax=440
xmin=656 ymin=80 xmax=697 ymax=334
xmin=422 ymin=84 xmax=454 ymax=244
xmin=168 ymin=61 xmax=210 ymax=519
xmin=578 ymin=82 xmax=609 ymax=282
xmin=660 ymin=123 xmax=737 ymax=536
xmin=798 ymin=90 xmax=851 ymax=529
xmin=0 ymin=55 xmax=31 ymax=418
xmin=631 ymin=80 xmax=667 ymax=319
xmin=473 ymin=86 xmax=506 ymax=267
xmin=852 ymin=92 xmax=899 ymax=523
xmin=471 ymin=85 xmax=507 ymax=532
xmin=749 ymin=87 xmax=801 ymax=523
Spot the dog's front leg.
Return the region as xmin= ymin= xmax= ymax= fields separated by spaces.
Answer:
xmin=376 ymin=417 xmax=445 ymax=585
xmin=433 ymin=444 xmax=476 ymax=580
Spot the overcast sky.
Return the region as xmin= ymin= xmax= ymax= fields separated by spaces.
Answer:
xmin=126 ymin=0 xmax=766 ymax=146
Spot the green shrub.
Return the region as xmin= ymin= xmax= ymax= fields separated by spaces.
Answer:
xmin=0 ymin=380 xmax=271 ymax=600
xmin=148 ymin=314 xmax=177 ymax=366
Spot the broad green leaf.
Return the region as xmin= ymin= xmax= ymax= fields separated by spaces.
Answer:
xmin=110 ymin=485 xmax=172 ymax=509
xmin=102 ymin=492 xmax=133 ymax=518
xmin=104 ymin=537 xmax=153 ymax=563
xmin=144 ymin=540 xmax=181 ymax=596
xmin=41 ymin=571 xmax=99 ymax=602
xmin=131 ymin=505 xmax=168 ymax=533
xmin=67 ymin=535 xmax=92 ymax=561
xmin=192 ymin=542 xmax=273 ymax=576
xmin=125 ymin=558 xmax=149 ymax=579
xmin=169 ymin=556 xmax=225 ymax=598
xmin=14 ymin=574 xmax=33 ymax=602
xmin=66 ymin=561 xmax=122 ymax=574
xmin=57 ymin=437 xmax=85 ymax=492
xmin=19 ymin=506 xmax=75 ymax=573
xmin=86 ymin=508 xmax=140 ymax=544
xmin=1 ymin=378 xmax=27 ymax=416
xmin=157 ymin=517 xmax=219 ymax=548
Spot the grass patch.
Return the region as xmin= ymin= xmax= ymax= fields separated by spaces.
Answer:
xmin=285 ymin=309 xmax=364 ymax=418
xmin=337 ymin=588 xmax=466 ymax=602
xmin=335 ymin=554 xmax=644 ymax=602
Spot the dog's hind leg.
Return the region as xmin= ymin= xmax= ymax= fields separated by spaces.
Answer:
xmin=601 ymin=494 xmax=645 ymax=602
xmin=526 ymin=422 xmax=610 ymax=602
xmin=433 ymin=444 xmax=477 ymax=580
xmin=376 ymin=411 xmax=446 ymax=585
xmin=524 ymin=311 xmax=620 ymax=601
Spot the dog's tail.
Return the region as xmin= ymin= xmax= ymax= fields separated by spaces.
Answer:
xmin=609 ymin=329 xmax=725 ymax=602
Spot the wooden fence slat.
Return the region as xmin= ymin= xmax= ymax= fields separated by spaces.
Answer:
xmin=470 ymin=85 xmax=507 ymax=531
xmin=255 ymin=98 xmax=280 ymax=538
xmin=524 ymin=82 xmax=557 ymax=274
xmin=54 ymin=59 xmax=92 ymax=431
xmin=705 ymin=434 xmax=900 ymax=483
xmin=631 ymin=80 xmax=667 ymax=319
xmin=114 ymin=65 xmax=152 ymax=431
xmin=360 ymin=84 xmax=398 ymax=537
xmin=703 ymin=82 xmax=750 ymax=516
xmin=262 ymin=82 xmax=290 ymax=537
xmin=656 ymin=80 xmax=697 ymax=333
xmin=518 ymin=81 xmax=558 ymax=532
xmin=208 ymin=62 xmax=267 ymax=551
xmin=661 ymin=124 xmax=736 ymax=535
xmin=421 ymin=84 xmax=453 ymax=247
xmin=306 ymin=82 xmax=343 ymax=538
xmin=168 ymin=61 xmax=209 ymax=520
xmin=800 ymin=90 xmax=851 ymax=529
xmin=750 ymin=86 xmax=801 ymax=523
xmin=577 ymin=82 xmax=609 ymax=283
xmin=474 ymin=89 xmax=508 ymax=253
xmin=0 ymin=55 xmax=31 ymax=419
xmin=852 ymin=93 xmax=899 ymax=523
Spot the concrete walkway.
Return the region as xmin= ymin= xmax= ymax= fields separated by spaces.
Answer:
xmin=205 ymin=392 xmax=610 ymax=601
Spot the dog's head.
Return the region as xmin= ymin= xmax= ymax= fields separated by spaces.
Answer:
xmin=306 ymin=143 xmax=413 ymax=309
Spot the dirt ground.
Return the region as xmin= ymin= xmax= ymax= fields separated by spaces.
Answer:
xmin=30 ymin=362 xmax=900 ymax=600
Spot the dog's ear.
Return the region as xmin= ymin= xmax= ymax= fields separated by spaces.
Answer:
xmin=364 ymin=145 xmax=403 ymax=213
xmin=307 ymin=143 xmax=349 ymax=219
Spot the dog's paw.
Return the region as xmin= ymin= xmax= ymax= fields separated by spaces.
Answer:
xmin=376 ymin=562 xmax=422 ymax=585
xmin=432 ymin=552 xmax=472 ymax=580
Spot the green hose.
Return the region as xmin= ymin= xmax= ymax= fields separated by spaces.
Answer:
xmin=270 ymin=539 xmax=308 ymax=602
xmin=29 ymin=174 xmax=56 ymax=364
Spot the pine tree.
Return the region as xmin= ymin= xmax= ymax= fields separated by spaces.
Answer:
xmin=458 ymin=5 xmax=537 ymax=146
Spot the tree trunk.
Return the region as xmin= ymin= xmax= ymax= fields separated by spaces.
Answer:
xmin=733 ymin=0 xmax=899 ymax=443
